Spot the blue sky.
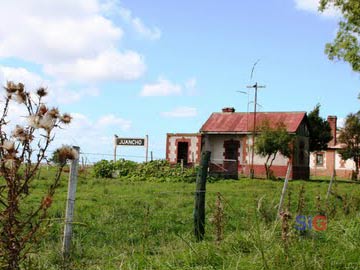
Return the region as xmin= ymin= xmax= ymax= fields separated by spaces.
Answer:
xmin=0 ymin=0 xmax=358 ymax=162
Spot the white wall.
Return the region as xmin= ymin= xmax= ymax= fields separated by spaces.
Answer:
xmin=206 ymin=134 xmax=243 ymax=163
xmin=168 ymin=135 xmax=200 ymax=163
xmin=335 ymin=152 xmax=355 ymax=170
xmin=309 ymin=151 xmax=355 ymax=170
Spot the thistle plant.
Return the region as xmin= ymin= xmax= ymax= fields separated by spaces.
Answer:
xmin=211 ymin=193 xmax=225 ymax=245
xmin=0 ymin=82 xmax=75 ymax=270
xmin=296 ymin=184 xmax=306 ymax=215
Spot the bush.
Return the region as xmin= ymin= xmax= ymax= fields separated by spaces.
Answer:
xmin=93 ymin=160 xmax=115 ymax=178
xmin=93 ymin=159 xmax=198 ymax=182
xmin=114 ymin=159 xmax=138 ymax=177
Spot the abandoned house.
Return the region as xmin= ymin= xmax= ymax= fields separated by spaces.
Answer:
xmin=310 ymin=116 xmax=356 ymax=179
xmin=166 ymin=107 xmax=310 ymax=179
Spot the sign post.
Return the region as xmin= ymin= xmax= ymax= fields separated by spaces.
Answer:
xmin=145 ymin=135 xmax=149 ymax=162
xmin=114 ymin=135 xmax=149 ymax=162
xmin=113 ymin=135 xmax=118 ymax=162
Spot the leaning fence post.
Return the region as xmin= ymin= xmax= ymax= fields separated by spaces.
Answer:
xmin=194 ymin=151 xmax=211 ymax=241
xmin=326 ymin=170 xmax=336 ymax=200
xmin=277 ymin=163 xmax=291 ymax=217
xmin=62 ymin=146 xmax=80 ymax=259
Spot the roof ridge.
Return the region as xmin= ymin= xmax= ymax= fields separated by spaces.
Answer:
xmin=213 ymin=111 xmax=307 ymax=114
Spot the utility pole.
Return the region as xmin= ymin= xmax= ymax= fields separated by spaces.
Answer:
xmin=246 ymin=82 xmax=265 ymax=179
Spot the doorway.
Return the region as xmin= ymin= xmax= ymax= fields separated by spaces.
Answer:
xmin=224 ymin=140 xmax=240 ymax=178
xmin=177 ymin=142 xmax=189 ymax=165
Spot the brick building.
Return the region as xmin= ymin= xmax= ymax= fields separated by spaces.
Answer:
xmin=310 ymin=116 xmax=356 ymax=179
xmin=166 ymin=107 xmax=310 ymax=179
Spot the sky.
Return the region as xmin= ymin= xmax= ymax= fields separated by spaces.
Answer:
xmin=0 ymin=0 xmax=359 ymax=163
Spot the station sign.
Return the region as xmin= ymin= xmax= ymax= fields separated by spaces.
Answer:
xmin=116 ymin=138 xmax=145 ymax=146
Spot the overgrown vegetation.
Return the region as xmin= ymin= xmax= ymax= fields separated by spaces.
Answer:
xmin=22 ymin=171 xmax=360 ymax=269
xmin=0 ymin=82 xmax=74 ymax=270
xmin=93 ymin=159 xmax=198 ymax=182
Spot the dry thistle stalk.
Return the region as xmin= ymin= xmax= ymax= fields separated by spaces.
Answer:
xmin=279 ymin=209 xmax=291 ymax=256
xmin=296 ymin=184 xmax=306 ymax=215
xmin=316 ymin=194 xmax=326 ymax=215
xmin=0 ymin=82 xmax=73 ymax=270
xmin=210 ymin=192 xmax=225 ymax=245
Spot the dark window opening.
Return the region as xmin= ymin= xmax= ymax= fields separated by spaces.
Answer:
xmin=316 ymin=154 xmax=324 ymax=166
xmin=177 ymin=142 xmax=189 ymax=165
xmin=224 ymin=141 xmax=239 ymax=160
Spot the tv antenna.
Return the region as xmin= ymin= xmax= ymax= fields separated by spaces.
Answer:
xmin=246 ymin=60 xmax=265 ymax=179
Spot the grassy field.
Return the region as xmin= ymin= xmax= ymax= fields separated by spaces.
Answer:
xmin=20 ymin=169 xmax=360 ymax=269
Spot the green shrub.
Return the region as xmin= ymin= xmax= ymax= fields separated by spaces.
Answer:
xmin=93 ymin=159 xmax=199 ymax=182
xmin=114 ymin=159 xmax=138 ymax=176
xmin=93 ymin=159 xmax=115 ymax=178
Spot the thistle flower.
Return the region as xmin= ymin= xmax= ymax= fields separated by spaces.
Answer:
xmin=38 ymin=105 xmax=48 ymax=116
xmin=12 ymin=125 xmax=33 ymax=142
xmin=4 ymin=159 xmax=16 ymax=170
xmin=1 ymin=140 xmax=15 ymax=151
xmin=15 ymin=92 xmax=27 ymax=104
xmin=4 ymin=81 xmax=17 ymax=94
xmin=53 ymin=146 xmax=79 ymax=165
xmin=42 ymin=196 xmax=53 ymax=208
xmin=47 ymin=108 xmax=60 ymax=119
xmin=39 ymin=114 xmax=55 ymax=132
xmin=28 ymin=115 xmax=41 ymax=129
xmin=36 ymin=87 xmax=48 ymax=97
xmin=17 ymin=83 xmax=24 ymax=93
xmin=60 ymin=113 xmax=72 ymax=124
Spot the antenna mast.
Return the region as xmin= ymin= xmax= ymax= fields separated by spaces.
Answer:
xmin=246 ymin=60 xmax=265 ymax=179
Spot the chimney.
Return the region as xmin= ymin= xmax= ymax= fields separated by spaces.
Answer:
xmin=222 ymin=107 xmax=235 ymax=113
xmin=327 ymin=115 xmax=337 ymax=146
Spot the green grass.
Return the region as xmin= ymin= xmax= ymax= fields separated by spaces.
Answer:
xmin=13 ymin=168 xmax=360 ymax=269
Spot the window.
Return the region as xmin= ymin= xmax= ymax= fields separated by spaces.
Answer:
xmin=316 ymin=153 xmax=324 ymax=166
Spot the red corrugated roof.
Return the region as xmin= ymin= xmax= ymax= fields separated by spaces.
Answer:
xmin=200 ymin=112 xmax=307 ymax=133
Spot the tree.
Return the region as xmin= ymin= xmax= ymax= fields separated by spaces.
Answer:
xmin=319 ymin=0 xmax=360 ymax=72
xmin=338 ymin=112 xmax=360 ymax=180
xmin=255 ymin=120 xmax=293 ymax=179
xmin=308 ymin=104 xmax=333 ymax=152
xmin=0 ymin=82 xmax=75 ymax=269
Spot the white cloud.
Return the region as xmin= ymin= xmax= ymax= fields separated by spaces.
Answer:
xmin=118 ymin=6 xmax=161 ymax=40
xmin=0 ymin=65 xmax=100 ymax=105
xmin=54 ymin=87 xmax=100 ymax=104
xmin=294 ymin=0 xmax=340 ymax=17
xmin=44 ymin=49 xmax=146 ymax=82
xmin=185 ymin=77 xmax=198 ymax=95
xmin=0 ymin=1 xmax=122 ymax=64
xmin=0 ymin=0 xmax=147 ymax=83
xmin=97 ymin=114 xmax=132 ymax=130
xmin=161 ymin=107 xmax=198 ymax=118
xmin=140 ymin=78 xmax=182 ymax=96
xmin=53 ymin=112 xmax=132 ymax=157
xmin=337 ymin=117 xmax=345 ymax=128
xmin=0 ymin=66 xmax=46 ymax=91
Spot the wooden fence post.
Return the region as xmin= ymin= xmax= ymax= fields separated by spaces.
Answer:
xmin=277 ymin=163 xmax=291 ymax=217
xmin=62 ymin=146 xmax=80 ymax=259
xmin=326 ymin=171 xmax=336 ymax=200
xmin=327 ymin=151 xmax=336 ymax=200
xmin=194 ymin=151 xmax=211 ymax=241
